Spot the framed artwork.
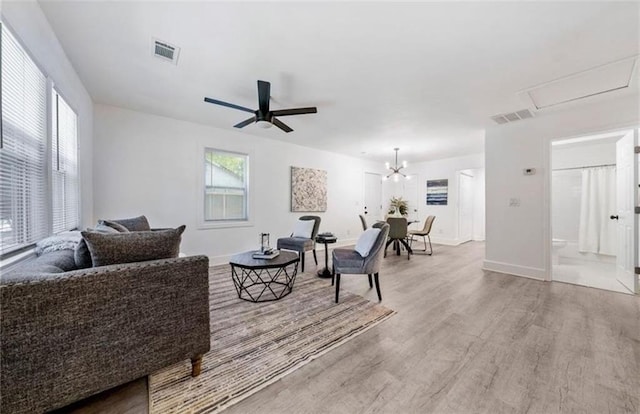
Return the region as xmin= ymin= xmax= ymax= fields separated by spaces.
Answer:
xmin=426 ymin=179 xmax=448 ymax=205
xmin=291 ymin=167 xmax=327 ymax=212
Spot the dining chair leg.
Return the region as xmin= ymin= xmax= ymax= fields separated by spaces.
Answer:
xmin=427 ymin=235 xmax=433 ymax=255
xmin=399 ymin=238 xmax=412 ymax=260
xmin=335 ymin=274 xmax=341 ymax=303
xmin=368 ymin=274 xmax=373 ymax=288
xmin=373 ymin=273 xmax=381 ymax=301
xmin=384 ymin=239 xmax=394 ymax=257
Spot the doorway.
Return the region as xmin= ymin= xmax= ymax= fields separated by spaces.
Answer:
xmin=363 ymin=172 xmax=382 ymax=222
xmin=550 ymin=129 xmax=638 ymax=294
xmin=457 ymin=171 xmax=474 ymax=243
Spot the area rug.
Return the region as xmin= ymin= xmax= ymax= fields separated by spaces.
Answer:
xmin=148 ymin=264 xmax=395 ymax=413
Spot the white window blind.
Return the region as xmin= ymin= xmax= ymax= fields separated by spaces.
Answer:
xmin=204 ymin=149 xmax=248 ymax=221
xmin=0 ymin=24 xmax=48 ymax=254
xmin=51 ymin=91 xmax=78 ymax=234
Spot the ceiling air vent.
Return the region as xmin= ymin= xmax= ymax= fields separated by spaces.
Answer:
xmin=490 ymin=108 xmax=535 ymax=125
xmin=152 ymin=38 xmax=180 ymax=65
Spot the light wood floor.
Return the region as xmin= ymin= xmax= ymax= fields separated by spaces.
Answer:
xmin=57 ymin=242 xmax=640 ymax=414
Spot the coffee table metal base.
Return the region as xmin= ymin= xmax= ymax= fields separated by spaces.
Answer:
xmin=229 ymin=251 xmax=300 ymax=303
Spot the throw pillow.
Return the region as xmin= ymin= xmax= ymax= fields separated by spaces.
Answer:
xmin=81 ymin=225 xmax=186 ymax=267
xmin=74 ymin=224 xmax=130 ymax=269
xmin=355 ymin=228 xmax=381 ymax=257
xmin=292 ymin=219 xmax=315 ymax=238
xmin=109 ymin=215 xmax=151 ymax=232
xmin=97 ymin=219 xmax=130 ymax=233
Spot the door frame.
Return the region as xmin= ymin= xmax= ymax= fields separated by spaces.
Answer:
xmin=545 ymin=126 xmax=639 ymax=292
xmin=363 ymin=172 xmax=382 ymax=222
xmin=456 ymin=170 xmax=474 ymax=243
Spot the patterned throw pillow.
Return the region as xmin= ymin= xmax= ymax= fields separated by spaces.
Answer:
xmin=81 ymin=225 xmax=186 ymax=267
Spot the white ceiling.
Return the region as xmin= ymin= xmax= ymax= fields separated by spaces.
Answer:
xmin=37 ymin=1 xmax=640 ymax=163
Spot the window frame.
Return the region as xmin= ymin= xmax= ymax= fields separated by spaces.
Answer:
xmin=0 ymin=20 xmax=80 ymax=260
xmin=199 ymin=146 xmax=253 ymax=229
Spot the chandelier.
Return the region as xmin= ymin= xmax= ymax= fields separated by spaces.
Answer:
xmin=384 ymin=148 xmax=409 ymax=182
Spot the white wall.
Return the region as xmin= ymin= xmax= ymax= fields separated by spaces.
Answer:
xmin=484 ymin=94 xmax=639 ymax=280
xmin=2 ymin=1 xmax=94 ymax=227
xmin=93 ymin=104 xmax=380 ymax=264
xmin=552 ymin=141 xmax=616 ymax=169
xmin=382 ymin=154 xmax=485 ymax=245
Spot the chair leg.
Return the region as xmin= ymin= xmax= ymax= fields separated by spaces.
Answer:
xmin=301 ymin=252 xmax=305 ymax=272
xmin=399 ymin=238 xmax=412 ymax=260
xmin=427 ymin=235 xmax=433 ymax=255
xmin=368 ymin=274 xmax=373 ymax=288
xmin=385 ymin=239 xmax=394 ymax=257
xmin=331 ymin=265 xmax=335 ymax=286
xmin=335 ymin=273 xmax=341 ymax=303
xmin=374 ymin=273 xmax=382 ymax=301
xmin=313 ymin=249 xmax=318 ymax=265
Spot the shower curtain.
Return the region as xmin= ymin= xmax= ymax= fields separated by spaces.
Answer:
xmin=578 ymin=166 xmax=616 ymax=255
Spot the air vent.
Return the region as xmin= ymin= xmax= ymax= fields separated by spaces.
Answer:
xmin=152 ymin=38 xmax=180 ymax=65
xmin=490 ymin=108 xmax=535 ymax=125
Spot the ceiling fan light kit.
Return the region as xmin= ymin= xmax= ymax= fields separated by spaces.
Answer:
xmin=384 ymin=147 xmax=409 ymax=181
xmin=204 ymin=80 xmax=317 ymax=133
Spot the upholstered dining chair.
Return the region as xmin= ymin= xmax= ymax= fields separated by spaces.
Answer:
xmin=408 ymin=215 xmax=436 ymax=255
xmin=359 ymin=214 xmax=368 ymax=231
xmin=332 ymin=222 xmax=390 ymax=303
xmin=277 ymin=216 xmax=321 ymax=272
xmin=385 ymin=217 xmax=412 ymax=260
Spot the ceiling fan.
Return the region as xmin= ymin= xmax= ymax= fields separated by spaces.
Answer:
xmin=204 ymin=80 xmax=317 ymax=133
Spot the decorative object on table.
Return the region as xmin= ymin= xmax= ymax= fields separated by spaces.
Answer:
xmin=291 ymin=167 xmax=327 ymax=212
xmin=408 ymin=215 xmax=436 ymax=255
xmin=315 ymin=233 xmax=338 ymax=278
xmin=332 ymin=222 xmax=390 ymax=303
xmin=277 ymin=216 xmax=321 ymax=272
xmin=149 ymin=265 xmax=395 ymax=413
xmin=388 ymin=196 xmax=408 ymax=216
xmin=385 ymin=217 xmax=412 ymax=260
xmin=251 ymin=248 xmax=280 ymax=260
xmin=231 ymin=251 xmax=299 ymax=302
xmin=259 ymin=232 xmax=270 ymax=252
xmin=203 ymin=80 xmax=317 ymax=133
xmin=383 ymin=148 xmax=409 ymax=182
xmin=427 ymin=179 xmax=448 ymax=205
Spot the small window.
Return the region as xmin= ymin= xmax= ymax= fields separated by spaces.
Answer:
xmin=204 ymin=149 xmax=248 ymax=221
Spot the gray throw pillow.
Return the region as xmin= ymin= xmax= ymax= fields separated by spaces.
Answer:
xmin=97 ymin=219 xmax=130 ymax=233
xmin=74 ymin=224 xmax=129 ymax=269
xmin=110 ymin=215 xmax=151 ymax=232
xmin=81 ymin=225 xmax=186 ymax=267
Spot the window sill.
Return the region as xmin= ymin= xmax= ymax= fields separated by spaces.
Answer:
xmin=0 ymin=248 xmax=36 ymax=274
xmin=198 ymin=220 xmax=254 ymax=230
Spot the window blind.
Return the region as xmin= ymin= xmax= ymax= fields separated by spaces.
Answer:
xmin=0 ymin=24 xmax=48 ymax=254
xmin=51 ymin=91 xmax=78 ymax=234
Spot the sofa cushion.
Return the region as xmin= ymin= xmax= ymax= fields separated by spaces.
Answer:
xmin=109 ymin=215 xmax=151 ymax=232
xmin=2 ymin=250 xmax=77 ymax=283
xmin=81 ymin=225 xmax=186 ymax=267
xmin=74 ymin=225 xmax=129 ymax=269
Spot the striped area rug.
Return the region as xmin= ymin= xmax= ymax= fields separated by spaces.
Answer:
xmin=149 ymin=264 xmax=395 ymax=413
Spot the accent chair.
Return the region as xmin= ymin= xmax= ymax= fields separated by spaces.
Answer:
xmin=277 ymin=215 xmax=321 ymax=272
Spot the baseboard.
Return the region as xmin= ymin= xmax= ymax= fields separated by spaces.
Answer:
xmin=482 ymin=260 xmax=547 ymax=281
xmin=429 ymin=237 xmax=461 ymax=246
xmin=207 ymin=238 xmax=359 ymax=267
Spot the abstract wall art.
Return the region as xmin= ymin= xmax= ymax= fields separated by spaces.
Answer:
xmin=426 ymin=179 xmax=448 ymax=205
xmin=291 ymin=167 xmax=327 ymax=212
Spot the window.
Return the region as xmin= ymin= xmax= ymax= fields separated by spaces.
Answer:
xmin=204 ymin=149 xmax=248 ymax=221
xmin=0 ymin=23 xmax=79 ymax=256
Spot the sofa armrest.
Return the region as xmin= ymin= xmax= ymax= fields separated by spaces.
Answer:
xmin=1 ymin=255 xmax=210 ymax=414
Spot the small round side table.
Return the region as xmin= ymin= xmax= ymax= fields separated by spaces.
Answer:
xmin=315 ymin=234 xmax=337 ymax=278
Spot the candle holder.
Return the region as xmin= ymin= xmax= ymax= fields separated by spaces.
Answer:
xmin=259 ymin=233 xmax=270 ymax=253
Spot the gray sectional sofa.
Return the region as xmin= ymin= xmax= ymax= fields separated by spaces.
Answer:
xmin=0 ymin=217 xmax=211 ymax=413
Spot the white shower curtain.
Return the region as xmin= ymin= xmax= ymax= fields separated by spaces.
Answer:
xmin=578 ymin=166 xmax=616 ymax=255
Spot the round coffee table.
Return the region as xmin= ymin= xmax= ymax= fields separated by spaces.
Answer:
xmin=229 ymin=250 xmax=299 ymax=302
xmin=315 ymin=235 xmax=337 ymax=278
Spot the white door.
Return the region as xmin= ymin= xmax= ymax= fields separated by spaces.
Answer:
xmin=458 ymin=172 xmax=474 ymax=243
xmin=402 ymin=175 xmax=419 ymax=223
xmin=364 ymin=172 xmax=382 ymax=221
xmin=615 ymin=130 xmax=639 ymax=293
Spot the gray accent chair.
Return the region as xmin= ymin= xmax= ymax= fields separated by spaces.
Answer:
xmin=276 ymin=215 xmax=321 ymax=272
xmin=331 ymin=222 xmax=390 ymax=303
xmin=408 ymin=215 xmax=436 ymax=255
xmin=385 ymin=217 xmax=412 ymax=260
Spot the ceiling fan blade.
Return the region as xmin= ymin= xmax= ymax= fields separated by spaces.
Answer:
xmin=204 ymin=97 xmax=255 ymax=114
xmin=272 ymin=117 xmax=293 ymax=133
xmin=257 ymin=80 xmax=271 ymax=114
xmin=270 ymin=107 xmax=318 ymax=117
xmin=233 ymin=117 xmax=256 ymax=128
